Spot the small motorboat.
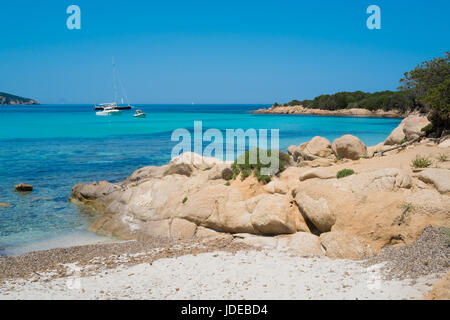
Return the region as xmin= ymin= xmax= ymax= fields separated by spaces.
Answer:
xmin=133 ymin=109 xmax=146 ymax=118
xmin=96 ymin=106 xmax=122 ymax=116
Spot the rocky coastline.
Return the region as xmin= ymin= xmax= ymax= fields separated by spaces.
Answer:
xmin=1 ymin=114 xmax=448 ymax=299
xmin=69 ymin=115 xmax=449 ymax=259
xmin=251 ymin=105 xmax=405 ymax=118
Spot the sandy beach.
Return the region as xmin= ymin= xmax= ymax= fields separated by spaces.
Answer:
xmin=1 ymin=226 xmax=448 ymax=300
xmin=0 ymin=248 xmax=440 ymax=300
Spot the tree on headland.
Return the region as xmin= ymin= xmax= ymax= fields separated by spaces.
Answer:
xmin=399 ymin=52 xmax=450 ymax=99
xmin=422 ymin=79 xmax=450 ymax=135
xmin=399 ymin=52 xmax=449 ymax=136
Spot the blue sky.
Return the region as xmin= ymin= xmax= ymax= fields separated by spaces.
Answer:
xmin=0 ymin=0 xmax=449 ymax=104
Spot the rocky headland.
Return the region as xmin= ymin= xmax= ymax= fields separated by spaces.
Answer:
xmin=0 ymin=92 xmax=39 ymax=105
xmin=251 ymin=105 xmax=405 ymax=118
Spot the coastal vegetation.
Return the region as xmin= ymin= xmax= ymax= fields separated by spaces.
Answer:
xmin=411 ymin=155 xmax=432 ymax=168
xmin=0 ymin=92 xmax=38 ymax=105
xmin=282 ymin=90 xmax=416 ymax=113
xmin=437 ymin=153 xmax=448 ymax=162
xmin=230 ymin=148 xmax=290 ymax=183
xmin=336 ymin=169 xmax=355 ymax=179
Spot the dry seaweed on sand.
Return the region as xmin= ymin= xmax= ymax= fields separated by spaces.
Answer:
xmin=364 ymin=226 xmax=450 ymax=280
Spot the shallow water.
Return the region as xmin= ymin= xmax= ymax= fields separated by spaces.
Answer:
xmin=0 ymin=104 xmax=401 ymax=254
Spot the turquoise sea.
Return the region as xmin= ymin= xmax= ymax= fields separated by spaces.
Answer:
xmin=0 ymin=104 xmax=401 ymax=255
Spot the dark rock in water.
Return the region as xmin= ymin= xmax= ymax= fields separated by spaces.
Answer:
xmin=14 ymin=183 xmax=33 ymax=192
xmin=0 ymin=202 xmax=12 ymax=208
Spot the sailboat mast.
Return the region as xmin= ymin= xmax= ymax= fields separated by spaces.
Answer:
xmin=112 ymin=57 xmax=118 ymax=104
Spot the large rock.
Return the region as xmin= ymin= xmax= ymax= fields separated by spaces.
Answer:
xmin=71 ymin=181 xmax=118 ymax=201
xmin=276 ymin=232 xmax=324 ymax=256
xmin=305 ymin=136 xmax=332 ymax=158
xmin=208 ymin=200 xmax=256 ymax=234
xmin=367 ymin=143 xmax=387 ymax=157
xmin=232 ymin=234 xmax=278 ymax=249
xmin=207 ymin=163 xmax=231 ymax=180
xmin=319 ymin=231 xmax=368 ymax=260
xmin=143 ymin=219 xmax=171 ymax=238
xmin=177 ymin=184 xmax=257 ymax=234
xmin=233 ymin=232 xmax=324 ymax=257
xmin=294 ymin=192 xmax=335 ymax=232
xmin=384 ymin=120 xmax=406 ymax=145
xmin=287 ymin=145 xmax=302 ymax=162
xmin=195 ymin=226 xmax=229 ymax=239
xmin=403 ymin=116 xmax=430 ymax=140
xmin=289 ymin=137 xmax=333 ymax=162
xmin=299 ymin=169 xmax=336 ymax=181
xmin=177 ymin=185 xmax=242 ymax=225
xmin=263 ymin=180 xmax=288 ymax=194
xmin=417 ymin=169 xmax=450 ymax=194
xmin=170 ymin=152 xmax=225 ymax=170
xmin=127 ymin=165 xmax=166 ymax=183
xmin=120 ymin=175 xmax=188 ymax=221
xmin=170 ymin=218 xmax=197 ymax=239
xmin=250 ymin=194 xmax=298 ymax=235
xmin=334 ymin=168 xmax=410 ymax=193
xmin=331 ymin=135 xmax=367 ymax=160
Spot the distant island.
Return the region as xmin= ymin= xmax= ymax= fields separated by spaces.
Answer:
xmin=0 ymin=92 xmax=39 ymax=105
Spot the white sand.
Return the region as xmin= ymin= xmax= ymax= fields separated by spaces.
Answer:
xmin=0 ymin=249 xmax=438 ymax=300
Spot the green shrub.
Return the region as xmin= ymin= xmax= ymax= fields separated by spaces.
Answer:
xmin=221 ymin=168 xmax=234 ymax=181
xmin=411 ymin=155 xmax=432 ymax=168
xmin=400 ymin=137 xmax=408 ymax=144
xmin=182 ymin=197 xmax=188 ymax=204
xmin=203 ymin=167 xmax=211 ymax=171
xmin=240 ymin=168 xmax=251 ymax=181
xmin=231 ymin=148 xmax=290 ymax=184
xmin=336 ymin=169 xmax=355 ymax=179
xmin=225 ymin=181 xmax=230 ymax=186
xmin=438 ymin=153 xmax=448 ymax=162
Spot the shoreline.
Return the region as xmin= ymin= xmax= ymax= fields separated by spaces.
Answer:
xmin=0 ymin=231 xmax=116 ymax=257
xmin=251 ymin=105 xmax=406 ymax=119
xmin=0 ymin=236 xmax=251 ymax=284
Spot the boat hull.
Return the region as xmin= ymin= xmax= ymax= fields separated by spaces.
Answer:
xmin=96 ymin=110 xmax=122 ymax=116
xmin=94 ymin=106 xmax=132 ymax=110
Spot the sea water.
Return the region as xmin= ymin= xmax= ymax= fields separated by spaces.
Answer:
xmin=0 ymin=104 xmax=401 ymax=255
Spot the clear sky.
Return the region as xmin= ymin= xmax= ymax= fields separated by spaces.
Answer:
xmin=0 ymin=0 xmax=449 ymax=104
